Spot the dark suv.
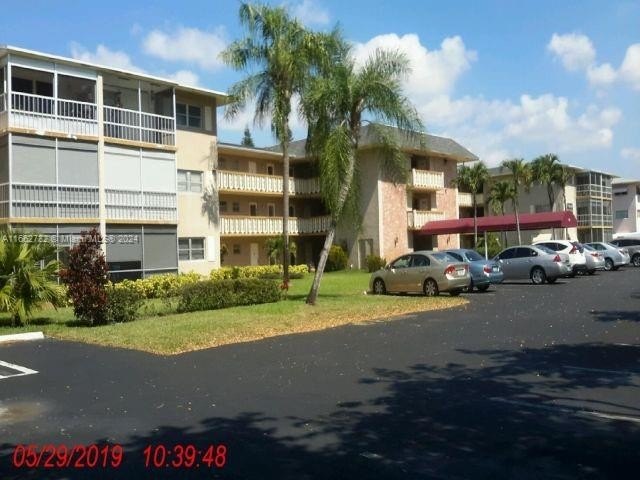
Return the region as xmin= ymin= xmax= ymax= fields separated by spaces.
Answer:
xmin=609 ymin=238 xmax=640 ymax=267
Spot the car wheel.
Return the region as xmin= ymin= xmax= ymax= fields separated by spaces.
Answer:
xmin=547 ymin=277 xmax=557 ymax=284
xmin=633 ymin=254 xmax=640 ymax=267
xmin=604 ymin=258 xmax=614 ymax=271
xmin=423 ymin=278 xmax=439 ymax=297
xmin=530 ymin=267 xmax=546 ymax=285
xmin=477 ymin=284 xmax=490 ymax=292
xmin=372 ymin=278 xmax=386 ymax=295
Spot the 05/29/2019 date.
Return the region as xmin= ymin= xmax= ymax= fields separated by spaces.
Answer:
xmin=10 ymin=444 xmax=228 ymax=469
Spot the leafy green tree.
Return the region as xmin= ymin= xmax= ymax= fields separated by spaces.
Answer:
xmin=554 ymin=164 xmax=573 ymax=239
xmin=302 ymin=45 xmax=422 ymax=305
xmin=452 ymin=161 xmax=489 ymax=247
xmin=222 ymin=2 xmax=340 ymax=289
xmin=0 ymin=232 xmax=65 ymax=326
xmin=531 ymin=153 xmax=559 ymax=212
xmin=500 ymin=158 xmax=532 ymax=245
xmin=265 ymin=235 xmax=296 ymax=265
xmin=488 ymin=180 xmax=515 ymax=247
xmin=241 ymin=125 xmax=255 ymax=147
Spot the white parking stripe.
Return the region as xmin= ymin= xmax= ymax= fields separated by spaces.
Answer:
xmin=0 ymin=360 xmax=38 ymax=379
xmin=490 ymin=397 xmax=640 ymax=424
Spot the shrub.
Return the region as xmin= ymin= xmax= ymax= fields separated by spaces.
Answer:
xmin=475 ymin=233 xmax=502 ymax=259
xmin=105 ymin=286 xmax=143 ymax=323
xmin=177 ymin=278 xmax=282 ymax=313
xmin=208 ymin=264 xmax=309 ymax=281
xmin=59 ymin=228 xmax=109 ymax=326
xmin=109 ymin=272 xmax=202 ymax=299
xmin=366 ymin=254 xmax=387 ymax=273
xmin=326 ymin=245 xmax=348 ymax=271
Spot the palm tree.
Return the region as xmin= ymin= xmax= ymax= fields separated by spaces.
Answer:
xmin=488 ymin=180 xmax=515 ymax=247
xmin=0 ymin=233 xmax=65 ymax=326
xmin=221 ymin=2 xmax=340 ymax=289
xmin=554 ymin=164 xmax=573 ymax=239
xmin=500 ymin=158 xmax=532 ymax=245
xmin=531 ymin=153 xmax=560 ymax=238
xmin=265 ymin=235 xmax=296 ymax=265
xmin=302 ymin=47 xmax=423 ymax=305
xmin=452 ymin=161 xmax=489 ymax=247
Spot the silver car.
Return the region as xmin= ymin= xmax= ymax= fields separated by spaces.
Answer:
xmin=443 ymin=248 xmax=504 ymax=292
xmin=493 ymin=245 xmax=572 ymax=284
xmin=581 ymin=243 xmax=606 ymax=274
xmin=370 ymin=251 xmax=470 ymax=297
xmin=585 ymin=242 xmax=630 ymax=271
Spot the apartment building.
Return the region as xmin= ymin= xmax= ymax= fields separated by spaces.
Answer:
xmin=612 ymin=178 xmax=640 ymax=235
xmin=0 ymin=45 xmax=227 ymax=279
xmin=480 ymin=164 xmax=615 ymax=245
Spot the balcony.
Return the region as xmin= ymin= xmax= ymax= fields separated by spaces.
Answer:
xmin=577 ymin=214 xmax=613 ymax=228
xmin=220 ymin=215 xmax=331 ymax=236
xmin=217 ymin=170 xmax=321 ymax=196
xmin=458 ymin=192 xmax=484 ymax=208
xmin=407 ymin=209 xmax=445 ymax=230
xmin=410 ymin=169 xmax=444 ymax=190
xmin=106 ymin=189 xmax=177 ymax=222
xmin=3 ymin=92 xmax=98 ymax=137
xmin=103 ymin=106 xmax=175 ymax=146
xmin=4 ymin=182 xmax=99 ymax=219
xmin=576 ymin=184 xmax=612 ymax=199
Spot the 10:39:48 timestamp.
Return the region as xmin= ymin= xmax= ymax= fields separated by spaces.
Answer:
xmin=142 ymin=444 xmax=227 ymax=469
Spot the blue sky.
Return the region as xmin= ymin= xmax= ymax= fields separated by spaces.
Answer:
xmin=1 ymin=0 xmax=639 ymax=176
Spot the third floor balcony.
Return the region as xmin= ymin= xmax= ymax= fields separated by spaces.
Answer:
xmin=220 ymin=215 xmax=331 ymax=236
xmin=409 ymin=169 xmax=445 ymax=190
xmin=217 ymin=170 xmax=321 ymax=196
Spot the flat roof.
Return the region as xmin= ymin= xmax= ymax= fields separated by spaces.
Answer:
xmin=488 ymin=162 xmax=618 ymax=178
xmin=0 ymin=45 xmax=230 ymax=105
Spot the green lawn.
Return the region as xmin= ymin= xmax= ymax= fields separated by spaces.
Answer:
xmin=0 ymin=271 xmax=467 ymax=355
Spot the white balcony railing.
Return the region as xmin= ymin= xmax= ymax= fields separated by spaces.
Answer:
xmin=407 ymin=209 xmax=445 ymax=230
xmin=217 ymin=170 xmax=321 ymax=195
xmin=576 ymin=184 xmax=612 ymax=199
xmin=9 ymin=92 xmax=98 ymax=136
xmin=577 ymin=214 xmax=613 ymax=227
xmin=104 ymin=106 xmax=175 ymax=146
xmin=457 ymin=192 xmax=484 ymax=207
xmin=10 ymin=183 xmax=99 ymax=218
xmin=410 ymin=169 xmax=445 ymax=190
xmin=106 ymin=189 xmax=177 ymax=222
xmin=220 ymin=215 xmax=331 ymax=236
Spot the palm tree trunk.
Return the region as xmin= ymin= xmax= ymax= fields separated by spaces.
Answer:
xmin=472 ymin=195 xmax=478 ymax=248
xmin=501 ymin=205 xmax=507 ymax=248
xmin=548 ymin=183 xmax=555 ymax=239
xmin=306 ymin=148 xmax=356 ymax=305
xmin=282 ymin=140 xmax=290 ymax=289
xmin=514 ymin=199 xmax=522 ymax=245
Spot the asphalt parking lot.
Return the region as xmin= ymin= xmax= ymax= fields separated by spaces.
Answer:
xmin=1 ymin=267 xmax=639 ymax=479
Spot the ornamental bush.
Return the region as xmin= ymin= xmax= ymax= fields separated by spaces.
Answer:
xmin=177 ymin=278 xmax=282 ymax=313
xmin=59 ymin=228 xmax=109 ymax=326
xmin=105 ymin=286 xmax=143 ymax=323
xmin=208 ymin=264 xmax=308 ymax=281
xmin=366 ymin=254 xmax=387 ymax=273
xmin=326 ymin=245 xmax=348 ymax=272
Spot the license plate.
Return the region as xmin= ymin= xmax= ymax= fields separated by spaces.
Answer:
xmin=456 ymin=269 xmax=465 ymax=276
xmin=492 ymin=266 xmax=499 ymax=272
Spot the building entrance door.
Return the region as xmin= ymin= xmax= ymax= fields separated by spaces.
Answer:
xmin=250 ymin=242 xmax=259 ymax=266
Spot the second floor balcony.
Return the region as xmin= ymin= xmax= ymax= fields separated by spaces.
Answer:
xmin=217 ymin=170 xmax=321 ymax=196
xmin=576 ymin=184 xmax=612 ymax=199
xmin=577 ymin=213 xmax=613 ymax=227
xmin=409 ymin=169 xmax=445 ymax=190
xmin=407 ymin=209 xmax=446 ymax=230
xmin=220 ymin=215 xmax=331 ymax=236
xmin=457 ymin=192 xmax=484 ymax=208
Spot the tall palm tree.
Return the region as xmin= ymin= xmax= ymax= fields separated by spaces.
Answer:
xmin=452 ymin=161 xmax=489 ymax=247
xmin=488 ymin=180 xmax=515 ymax=247
xmin=500 ymin=158 xmax=532 ymax=245
xmin=554 ymin=164 xmax=573 ymax=239
xmin=531 ymin=153 xmax=560 ymax=238
xmin=302 ymin=47 xmax=423 ymax=305
xmin=0 ymin=233 xmax=65 ymax=326
xmin=221 ymin=2 xmax=340 ymax=288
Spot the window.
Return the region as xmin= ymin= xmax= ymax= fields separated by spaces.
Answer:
xmin=267 ymin=204 xmax=275 ymax=217
xmin=176 ymin=103 xmax=202 ymax=128
xmin=218 ymin=157 xmax=227 ymax=170
xmin=249 ymin=203 xmax=257 ymax=216
xmin=267 ymin=164 xmax=275 ymax=175
xmin=498 ymin=248 xmax=515 ymax=260
xmin=390 ymin=255 xmax=411 ymax=269
xmin=220 ymin=201 xmax=228 ymax=213
xmin=615 ymin=210 xmax=628 ymax=219
xmin=232 ymin=244 xmax=241 ymax=254
xmin=446 ymin=252 xmax=464 ymax=262
xmin=411 ymin=255 xmax=430 ymax=267
xmin=178 ymin=238 xmax=205 ymax=261
xmin=289 ymin=205 xmax=295 ymax=217
xmin=232 ymin=202 xmax=240 ymax=213
xmin=177 ymin=170 xmax=203 ymax=192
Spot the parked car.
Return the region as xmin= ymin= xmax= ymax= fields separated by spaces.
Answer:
xmin=580 ymin=243 xmax=606 ymax=274
xmin=533 ymin=240 xmax=587 ymax=276
xmin=584 ymin=242 xmax=630 ymax=271
xmin=492 ymin=245 xmax=572 ymax=284
xmin=370 ymin=251 xmax=470 ymax=297
xmin=443 ymin=248 xmax=504 ymax=292
xmin=609 ymin=238 xmax=640 ymax=267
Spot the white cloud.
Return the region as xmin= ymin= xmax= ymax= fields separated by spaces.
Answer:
xmin=142 ymin=26 xmax=227 ymax=71
xmin=70 ymin=43 xmax=143 ymax=72
xmin=548 ymin=33 xmax=596 ymax=71
xmin=586 ymin=63 xmax=617 ymax=87
xmin=620 ymin=44 xmax=640 ymax=90
xmin=621 ymin=147 xmax=640 ymax=163
xmin=165 ymin=70 xmax=200 ymax=87
xmin=353 ymin=34 xmax=477 ymax=99
xmin=291 ymin=0 xmax=330 ymax=26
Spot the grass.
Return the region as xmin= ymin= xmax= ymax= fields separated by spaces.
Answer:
xmin=0 ymin=271 xmax=467 ymax=355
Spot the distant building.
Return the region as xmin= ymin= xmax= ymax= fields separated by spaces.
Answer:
xmin=612 ymin=179 xmax=640 ymax=235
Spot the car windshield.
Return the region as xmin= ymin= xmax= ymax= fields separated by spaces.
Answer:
xmin=464 ymin=250 xmax=484 ymax=261
xmin=536 ymin=245 xmax=555 ymax=254
xmin=431 ymin=252 xmax=459 ymax=263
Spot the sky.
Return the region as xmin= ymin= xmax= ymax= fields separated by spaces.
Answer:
xmin=1 ymin=0 xmax=639 ymax=177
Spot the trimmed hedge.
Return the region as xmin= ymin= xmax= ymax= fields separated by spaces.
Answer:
xmin=105 ymin=286 xmax=143 ymax=323
xmin=326 ymin=245 xmax=348 ymax=271
xmin=177 ymin=278 xmax=282 ymax=313
xmin=209 ymin=264 xmax=309 ymax=281
xmin=366 ymin=254 xmax=387 ymax=273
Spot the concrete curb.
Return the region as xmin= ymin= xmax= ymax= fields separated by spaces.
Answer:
xmin=0 ymin=332 xmax=45 ymax=344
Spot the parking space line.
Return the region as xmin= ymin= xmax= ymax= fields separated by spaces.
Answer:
xmin=490 ymin=397 xmax=640 ymax=424
xmin=0 ymin=360 xmax=38 ymax=380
